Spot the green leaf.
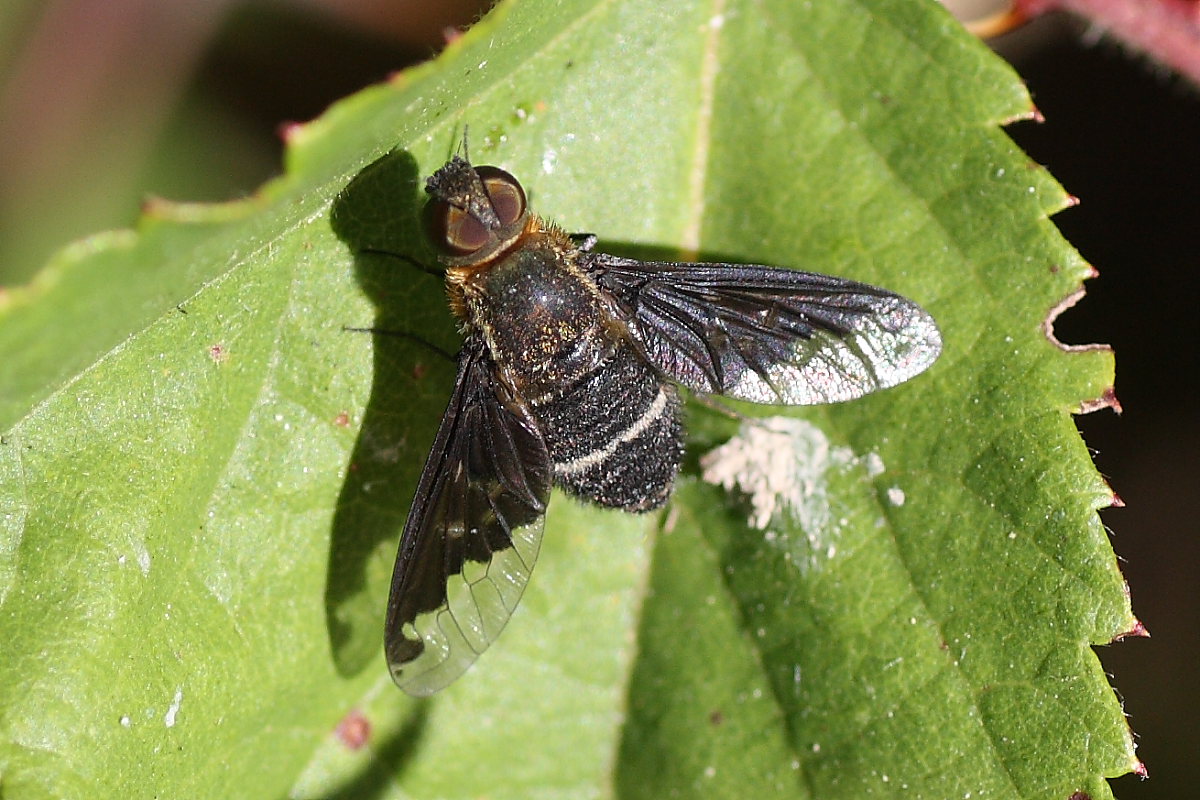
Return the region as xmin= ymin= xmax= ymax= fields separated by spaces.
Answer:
xmin=0 ymin=0 xmax=1137 ymax=798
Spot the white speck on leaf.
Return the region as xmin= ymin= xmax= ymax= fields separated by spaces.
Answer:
xmin=887 ymin=486 xmax=906 ymax=506
xmin=700 ymin=417 xmax=857 ymax=531
xmin=134 ymin=545 xmax=150 ymax=576
xmin=701 ymin=417 xmax=896 ymax=572
xmin=164 ymin=687 xmax=183 ymax=728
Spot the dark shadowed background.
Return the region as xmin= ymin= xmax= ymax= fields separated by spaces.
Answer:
xmin=0 ymin=2 xmax=1193 ymax=797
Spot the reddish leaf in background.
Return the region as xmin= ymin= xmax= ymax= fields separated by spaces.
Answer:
xmin=1016 ymin=0 xmax=1200 ymax=86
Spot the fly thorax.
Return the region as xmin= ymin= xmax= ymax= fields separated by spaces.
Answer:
xmin=469 ymin=245 xmax=611 ymax=400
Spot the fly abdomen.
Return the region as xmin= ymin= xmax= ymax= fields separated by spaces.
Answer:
xmin=533 ymin=345 xmax=683 ymax=512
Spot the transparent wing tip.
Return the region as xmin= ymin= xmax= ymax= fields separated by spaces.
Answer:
xmin=874 ymin=299 xmax=943 ymax=387
xmin=386 ymin=520 xmax=544 ymax=697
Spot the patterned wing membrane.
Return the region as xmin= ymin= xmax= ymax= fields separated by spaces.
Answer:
xmin=385 ymin=339 xmax=551 ymax=696
xmin=590 ymin=255 xmax=942 ymax=405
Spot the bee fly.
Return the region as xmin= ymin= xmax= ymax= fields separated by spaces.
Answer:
xmin=385 ymin=152 xmax=942 ymax=695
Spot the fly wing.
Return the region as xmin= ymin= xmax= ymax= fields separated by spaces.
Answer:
xmin=385 ymin=337 xmax=551 ymax=696
xmin=587 ymin=253 xmax=942 ymax=405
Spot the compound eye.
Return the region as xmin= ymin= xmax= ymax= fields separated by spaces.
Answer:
xmin=476 ymin=166 xmax=527 ymax=227
xmin=424 ymin=199 xmax=490 ymax=257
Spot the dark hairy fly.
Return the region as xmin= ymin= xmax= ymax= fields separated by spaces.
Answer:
xmin=384 ymin=154 xmax=942 ymax=695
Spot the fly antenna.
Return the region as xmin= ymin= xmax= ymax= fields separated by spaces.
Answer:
xmin=460 ymin=124 xmax=471 ymax=163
